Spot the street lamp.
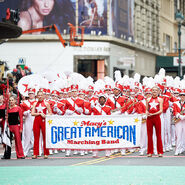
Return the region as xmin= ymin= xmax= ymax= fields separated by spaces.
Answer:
xmin=175 ymin=10 xmax=184 ymax=79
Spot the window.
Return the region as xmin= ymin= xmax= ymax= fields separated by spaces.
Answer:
xmin=165 ymin=34 xmax=171 ymax=52
xmin=77 ymin=59 xmax=97 ymax=80
xmin=174 ymin=42 xmax=177 ymax=53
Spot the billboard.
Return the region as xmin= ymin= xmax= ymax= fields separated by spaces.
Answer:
xmin=78 ymin=0 xmax=107 ymax=35
xmin=0 ymin=0 xmax=134 ymax=38
xmin=109 ymin=0 xmax=134 ymax=40
xmin=0 ymin=0 xmax=76 ymax=33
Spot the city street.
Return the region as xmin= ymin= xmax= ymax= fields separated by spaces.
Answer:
xmin=0 ymin=148 xmax=185 ymax=185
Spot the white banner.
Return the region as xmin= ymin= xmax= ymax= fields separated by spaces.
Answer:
xmin=46 ymin=115 xmax=142 ymax=150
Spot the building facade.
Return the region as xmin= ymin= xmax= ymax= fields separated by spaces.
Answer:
xmin=0 ymin=0 xmax=167 ymax=79
xmin=156 ymin=0 xmax=185 ymax=76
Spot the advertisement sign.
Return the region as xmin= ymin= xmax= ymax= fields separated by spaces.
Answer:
xmin=173 ymin=57 xmax=185 ymax=66
xmin=78 ymin=0 xmax=107 ymax=34
xmin=109 ymin=0 xmax=134 ymax=39
xmin=46 ymin=115 xmax=141 ymax=150
xmin=117 ymin=57 xmax=135 ymax=67
xmin=0 ymin=0 xmax=76 ymax=33
xmin=0 ymin=0 xmax=133 ymax=38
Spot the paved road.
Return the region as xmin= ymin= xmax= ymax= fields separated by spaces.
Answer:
xmin=0 ymin=148 xmax=185 ymax=166
xmin=0 ymin=148 xmax=185 ymax=185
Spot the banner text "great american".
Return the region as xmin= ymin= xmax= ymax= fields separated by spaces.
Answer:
xmin=51 ymin=125 xmax=136 ymax=145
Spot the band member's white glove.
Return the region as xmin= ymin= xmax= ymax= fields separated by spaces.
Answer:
xmin=176 ymin=113 xmax=180 ymax=119
xmin=91 ymin=102 xmax=95 ymax=109
xmin=65 ymin=109 xmax=74 ymax=115
xmin=76 ymin=107 xmax=83 ymax=114
xmin=84 ymin=109 xmax=90 ymax=115
xmin=23 ymin=110 xmax=30 ymax=116
xmin=53 ymin=106 xmax=58 ymax=113
xmin=124 ymin=112 xmax=128 ymax=116
xmin=112 ymin=110 xmax=122 ymax=115
xmin=142 ymin=115 xmax=147 ymax=119
xmin=179 ymin=115 xmax=185 ymax=120
xmin=57 ymin=109 xmax=63 ymax=115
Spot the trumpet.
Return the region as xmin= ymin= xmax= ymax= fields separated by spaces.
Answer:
xmin=111 ymin=99 xmax=131 ymax=113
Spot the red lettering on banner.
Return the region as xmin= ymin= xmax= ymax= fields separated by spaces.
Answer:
xmin=80 ymin=120 xmax=107 ymax=127
xmin=101 ymin=139 xmax=119 ymax=144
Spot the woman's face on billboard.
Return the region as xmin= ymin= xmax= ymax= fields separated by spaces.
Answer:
xmin=33 ymin=0 xmax=55 ymax=16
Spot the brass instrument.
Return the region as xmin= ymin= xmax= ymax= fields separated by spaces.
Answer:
xmin=111 ymin=99 xmax=131 ymax=113
xmin=142 ymin=118 xmax=146 ymax=123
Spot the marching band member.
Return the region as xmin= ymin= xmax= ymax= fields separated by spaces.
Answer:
xmin=20 ymin=87 xmax=36 ymax=157
xmin=7 ymin=95 xmax=25 ymax=159
xmin=171 ymin=87 xmax=181 ymax=147
xmin=173 ymin=88 xmax=185 ymax=156
xmin=160 ymin=79 xmax=173 ymax=152
xmin=31 ymin=91 xmax=52 ymax=159
xmin=146 ymin=86 xmax=163 ymax=157
xmin=14 ymin=70 xmax=185 ymax=159
xmin=92 ymin=93 xmax=111 ymax=157
xmin=138 ymin=88 xmax=151 ymax=155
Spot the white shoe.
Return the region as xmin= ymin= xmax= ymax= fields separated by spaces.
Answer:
xmin=139 ymin=151 xmax=144 ymax=156
xmin=105 ymin=150 xmax=111 ymax=157
xmin=65 ymin=150 xmax=71 ymax=157
xmin=92 ymin=154 xmax=97 ymax=158
xmin=165 ymin=148 xmax=170 ymax=152
xmin=180 ymin=148 xmax=184 ymax=154
xmin=49 ymin=151 xmax=53 ymax=155
xmin=73 ymin=150 xmax=78 ymax=155
xmin=84 ymin=151 xmax=88 ymax=155
xmin=89 ymin=150 xmax=93 ymax=153
xmin=62 ymin=149 xmax=65 ymax=153
xmin=174 ymin=151 xmax=179 ymax=156
xmin=121 ymin=150 xmax=126 ymax=156
xmin=80 ymin=151 xmax=85 ymax=156
xmin=139 ymin=150 xmax=144 ymax=156
xmin=154 ymin=151 xmax=158 ymax=155
xmin=130 ymin=149 xmax=135 ymax=153
xmin=114 ymin=149 xmax=119 ymax=153
xmin=54 ymin=150 xmax=58 ymax=154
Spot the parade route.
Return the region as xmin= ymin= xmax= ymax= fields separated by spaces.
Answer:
xmin=0 ymin=149 xmax=185 ymax=185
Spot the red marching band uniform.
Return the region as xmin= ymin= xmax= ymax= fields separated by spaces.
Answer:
xmin=146 ymin=97 xmax=163 ymax=155
xmin=8 ymin=68 xmax=185 ymax=159
xmin=8 ymin=106 xmax=25 ymax=158
xmin=33 ymin=100 xmax=49 ymax=156
xmin=172 ymin=98 xmax=185 ymax=155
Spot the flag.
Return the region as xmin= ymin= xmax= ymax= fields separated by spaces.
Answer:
xmin=2 ymin=120 xmax=11 ymax=147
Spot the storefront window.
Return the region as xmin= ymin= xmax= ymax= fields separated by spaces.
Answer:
xmin=77 ymin=59 xmax=97 ymax=80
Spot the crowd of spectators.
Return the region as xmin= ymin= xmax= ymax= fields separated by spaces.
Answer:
xmin=0 ymin=64 xmax=32 ymax=96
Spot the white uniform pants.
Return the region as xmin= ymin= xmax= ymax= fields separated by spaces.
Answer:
xmin=163 ymin=108 xmax=172 ymax=150
xmin=140 ymin=122 xmax=147 ymax=152
xmin=22 ymin=114 xmax=35 ymax=156
xmin=175 ymin=119 xmax=185 ymax=153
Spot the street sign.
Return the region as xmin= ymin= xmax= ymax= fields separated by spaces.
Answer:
xmin=18 ymin=57 xmax=26 ymax=65
xmin=173 ymin=56 xmax=185 ymax=66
